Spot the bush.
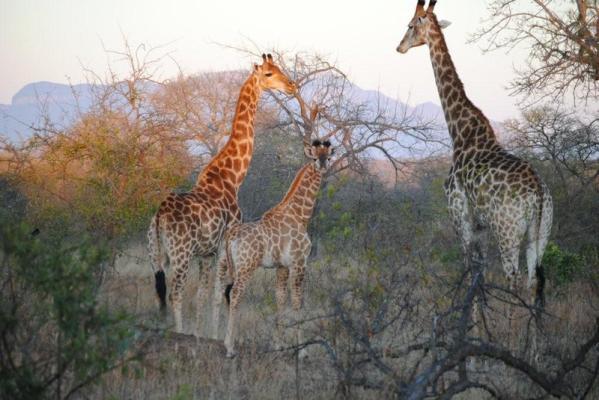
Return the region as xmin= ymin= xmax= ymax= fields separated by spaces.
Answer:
xmin=0 ymin=217 xmax=137 ymax=400
xmin=543 ymin=242 xmax=584 ymax=287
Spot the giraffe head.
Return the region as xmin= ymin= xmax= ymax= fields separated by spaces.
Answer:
xmin=396 ymin=0 xmax=451 ymax=54
xmin=305 ymin=139 xmax=334 ymax=171
xmin=254 ymin=53 xmax=297 ymax=94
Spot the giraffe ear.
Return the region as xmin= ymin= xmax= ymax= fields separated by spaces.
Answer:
xmin=438 ymin=20 xmax=452 ymax=29
xmin=254 ymin=63 xmax=260 ymax=71
xmin=304 ymin=146 xmax=316 ymax=159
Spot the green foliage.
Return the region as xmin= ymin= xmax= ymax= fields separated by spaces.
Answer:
xmin=0 ymin=218 xmax=136 ymax=400
xmin=543 ymin=242 xmax=584 ymax=287
xmin=435 ymin=246 xmax=461 ymax=265
xmin=170 ymin=384 xmax=193 ymax=400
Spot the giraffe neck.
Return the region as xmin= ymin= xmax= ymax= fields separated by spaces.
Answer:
xmin=194 ymin=74 xmax=261 ymax=194
xmin=271 ymin=163 xmax=322 ymax=225
xmin=425 ymin=15 xmax=498 ymax=151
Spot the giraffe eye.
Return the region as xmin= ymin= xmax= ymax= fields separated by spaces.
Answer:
xmin=312 ymin=139 xmax=321 ymax=146
xmin=264 ymin=72 xmax=273 ymax=77
xmin=323 ymin=140 xmax=331 ymax=147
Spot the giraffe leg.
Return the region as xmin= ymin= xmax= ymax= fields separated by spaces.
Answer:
xmin=195 ymin=256 xmax=214 ymax=337
xmin=526 ymin=218 xmax=550 ymax=364
xmin=525 ymin=229 xmax=542 ymax=360
xmin=532 ymin=191 xmax=552 ymax=364
xmin=224 ymin=280 xmax=245 ymax=358
xmin=274 ymin=266 xmax=289 ymax=350
xmin=224 ymin=261 xmax=258 ymax=358
xmin=211 ymin=248 xmax=229 ymax=340
xmin=147 ymin=216 xmax=167 ymax=313
xmin=169 ymin=251 xmax=193 ymax=333
xmin=526 ymin=197 xmax=551 ymax=310
xmin=470 ymin=224 xmax=489 ymax=343
xmin=290 ymin=263 xmax=307 ymax=359
xmin=446 ymin=180 xmax=485 ymax=341
xmin=499 ymin=244 xmax=520 ymax=350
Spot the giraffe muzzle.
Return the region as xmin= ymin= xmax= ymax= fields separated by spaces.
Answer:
xmin=286 ymin=81 xmax=298 ymax=94
xmin=397 ymin=42 xmax=409 ymax=54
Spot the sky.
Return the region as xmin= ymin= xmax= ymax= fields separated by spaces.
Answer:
xmin=1 ymin=0 xmax=532 ymax=121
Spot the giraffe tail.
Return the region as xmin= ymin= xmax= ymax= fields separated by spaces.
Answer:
xmin=224 ymin=233 xmax=235 ymax=307
xmin=534 ymin=188 xmax=546 ymax=311
xmin=150 ymin=213 xmax=167 ymax=312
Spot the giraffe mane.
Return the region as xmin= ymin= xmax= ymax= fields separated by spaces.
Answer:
xmin=428 ymin=13 xmax=495 ymax=129
xmin=278 ymin=164 xmax=314 ymax=206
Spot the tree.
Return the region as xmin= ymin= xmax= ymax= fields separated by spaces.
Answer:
xmin=217 ymin=47 xmax=440 ymax=179
xmin=473 ymin=0 xmax=599 ymax=103
xmin=505 ymin=107 xmax=599 ymax=192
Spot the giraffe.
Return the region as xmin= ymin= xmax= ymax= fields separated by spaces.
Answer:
xmin=211 ymin=138 xmax=334 ymax=358
xmin=148 ymin=54 xmax=297 ymax=333
xmin=396 ymin=0 xmax=553 ymax=330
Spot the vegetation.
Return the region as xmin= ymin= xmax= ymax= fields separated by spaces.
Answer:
xmin=473 ymin=0 xmax=599 ymax=103
xmin=0 ymin=210 xmax=139 ymax=400
xmin=0 ymin=27 xmax=598 ymax=399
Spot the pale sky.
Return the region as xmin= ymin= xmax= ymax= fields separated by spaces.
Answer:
xmin=1 ymin=0 xmax=532 ymax=121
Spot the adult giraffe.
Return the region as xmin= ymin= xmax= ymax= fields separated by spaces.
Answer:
xmin=396 ymin=1 xmax=553 ymax=324
xmin=148 ymin=54 xmax=297 ymax=333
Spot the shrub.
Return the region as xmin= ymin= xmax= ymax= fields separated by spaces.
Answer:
xmin=0 ymin=217 xmax=137 ymax=400
xmin=543 ymin=242 xmax=584 ymax=287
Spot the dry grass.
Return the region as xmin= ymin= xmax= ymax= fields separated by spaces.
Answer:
xmin=96 ymin=241 xmax=340 ymax=399
xmin=91 ymin=240 xmax=599 ymax=399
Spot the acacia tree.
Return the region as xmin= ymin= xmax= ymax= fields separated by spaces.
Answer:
xmin=505 ymin=107 xmax=599 ymax=189
xmin=218 ymin=47 xmax=440 ymax=179
xmin=472 ymin=0 xmax=599 ymax=103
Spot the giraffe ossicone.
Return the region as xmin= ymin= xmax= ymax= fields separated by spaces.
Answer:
xmin=211 ymin=138 xmax=334 ymax=358
xmin=147 ymin=54 xmax=297 ymax=334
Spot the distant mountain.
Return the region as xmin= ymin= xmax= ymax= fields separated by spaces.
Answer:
xmin=0 ymin=81 xmax=97 ymax=143
xmin=0 ymin=79 xmax=458 ymax=158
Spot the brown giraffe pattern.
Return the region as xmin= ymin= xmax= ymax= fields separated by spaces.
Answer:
xmin=397 ymin=1 xmax=553 ymax=317
xmin=148 ymin=54 xmax=296 ymax=333
xmin=211 ymin=139 xmax=333 ymax=358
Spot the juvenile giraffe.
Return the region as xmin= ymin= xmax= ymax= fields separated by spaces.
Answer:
xmin=211 ymin=139 xmax=334 ymax=358
xmin=148 ymin=54 xmax=297 ymax=333
xmin=396 ymin=1 xmax=553 ymax=323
